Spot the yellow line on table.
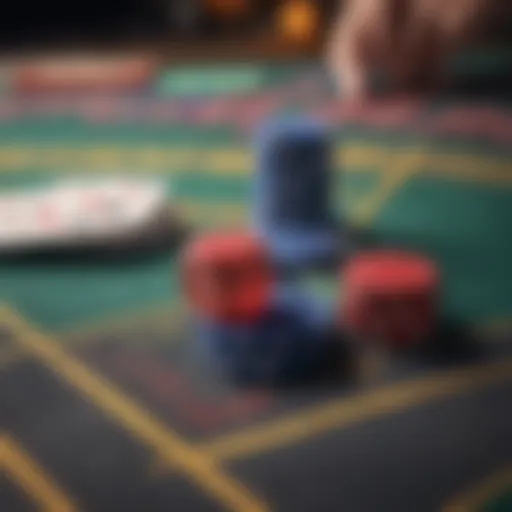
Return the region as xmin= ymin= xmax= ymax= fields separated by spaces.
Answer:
xmin=425 ymin=153 xmax=512 ymax=182
xmin=0 ymin=144 xmax=509 ymax=184
xmin=350 ymin=149 xmax=426 ymax=225
xmin=0 ymin=144 xmax=376 ymax=173
xmin=1 ymin=434 xmax=78 ymax=512
xmin=443 ymin=466 xmax=512 ymax=511
xmin=60 ymin=300 xmax=180 ymax=343
xmin=0 ymin=304 xmax=268 ymax=512
xmin=425 ymin=167 xmax=512 ymax=187
xmin=199 ymin=358 xmax=512 ymax=462
xmin=180 ymin=201 xmax=247 ymax=228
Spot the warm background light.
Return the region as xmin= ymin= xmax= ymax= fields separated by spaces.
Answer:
xmin=277 ymin=0 xmax=320 ymax=45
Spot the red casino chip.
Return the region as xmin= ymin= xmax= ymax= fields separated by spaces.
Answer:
xmin=341 ymin=250 xmax=439 ymax=347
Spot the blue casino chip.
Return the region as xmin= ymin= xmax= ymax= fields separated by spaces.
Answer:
xmin=252 ymin=116 xmax=344 ymax=271
xmin=193 ymin=287 xmax=338 ymax=385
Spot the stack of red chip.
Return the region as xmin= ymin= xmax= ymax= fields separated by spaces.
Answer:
xmin=341 ymin=250 xmax=439 ymax=347
xmin=182 ymin=231 xmax=273 ymax=324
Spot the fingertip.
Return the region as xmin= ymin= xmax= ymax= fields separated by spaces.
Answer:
xmin=328 ymin=46 xmax=371 ymax=100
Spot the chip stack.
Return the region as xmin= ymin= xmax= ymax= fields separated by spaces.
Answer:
xmin=252 ymin=117 xmax=343 ymax=272
xmin=341 ymin=250 xmax=439 ymax=349
xmin=194 ymin=289 xmax=333 ymax=385
xmin=182 ymin=231 xmax=334 ymax=384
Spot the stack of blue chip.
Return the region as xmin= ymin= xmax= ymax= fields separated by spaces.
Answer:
xmin=189 ymin=117 xmax=349 ymax=385
xmin=252 ymin=116 xmax=343 ymax=272
xmin=194 ymin=286 xmax=335 ymax=385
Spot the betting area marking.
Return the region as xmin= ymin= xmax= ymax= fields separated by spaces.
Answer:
xmin=63 ymin=307 xmax=281 ymax=442
xmin=348 ymin=149 xmax=424 ymax=226
xmin=198 ymin=357 xmax=512 ymax=462
xmin=0 ymin=144 xmax=509 ymax=184
xmin=0 ymin=304 xmax=268 ymax=512
xmin=0 ymin=434 xmax=77 ymax=512
xmin=3 ymin=300 xmax=512 ymax=511
xmin=1 ymin=345 xmax=232 ymax=512
xmin=47 ymin=300 xmax=512 ymax=471
xmin=49 ymin=295 xmax=512 ymax=462
xmin=1 ymin=304 xmax=512 ymax=511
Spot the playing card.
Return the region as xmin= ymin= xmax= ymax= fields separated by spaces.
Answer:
xmin=0 ymin=177 xmax=173 ymax=254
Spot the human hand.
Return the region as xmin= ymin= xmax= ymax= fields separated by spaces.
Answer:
xmin=326 ymin=0 xmax=499 ymax=98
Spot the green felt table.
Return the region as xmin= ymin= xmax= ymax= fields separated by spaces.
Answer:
xmin=1 ymin=58 xmax=511 ymax=512
xmin=1 ymin=120 xmax=512 ymax=333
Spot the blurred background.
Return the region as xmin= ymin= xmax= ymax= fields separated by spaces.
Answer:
xmin=0 ymin=0 xmax=510 ymax=55
xmin=0 ymin=0 xmax=337 ymax=56
xmin=0 ymin=2 xmax=511 ymax=512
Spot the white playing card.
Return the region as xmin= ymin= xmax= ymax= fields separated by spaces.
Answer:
xmin=0 ymin=177 xmax=171 ymax=252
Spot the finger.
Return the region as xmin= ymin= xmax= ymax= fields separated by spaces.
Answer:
xmin=326 ymin=0 xmax=384 ymax=98
xmin=327 ymin=24 xmax=369 ymax=99
xmin=327 ymin=0 xmax=412 ymax=98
